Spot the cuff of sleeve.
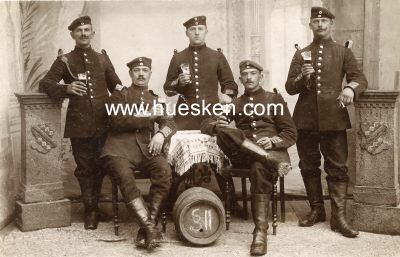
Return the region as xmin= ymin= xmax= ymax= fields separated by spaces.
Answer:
xmin=345 ymin=82 xmax=359 ymax=97
xmin=159 ymin=126 xmax=173 ymax=138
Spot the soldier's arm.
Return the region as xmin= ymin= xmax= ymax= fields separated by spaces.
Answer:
xmin=343 ymin=48 xmax=368 ymax=99
xmin=155 ymin=113 xmax=177 ymax=141
xmin=39 ymin=58 xmax=68 ymax=99
xmin=270 ymin=94 xmax=297 ymax=149
xmin=285 ymin=51 xmax=308 ymax=95
xmin=101 ymin=51 xmax=122 ymax=93
xmin=163 ymin=54 xmax=184 ymax=97
xmin=108 ymin=90 xmax=152 ymax=132
xmin=200 ymin=116 xmax=220 ymax=136
xmin=217 ymin=52 xmax=238 ymax=98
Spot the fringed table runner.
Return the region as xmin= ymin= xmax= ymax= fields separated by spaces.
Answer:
xmin=166 ymin=130 xmax=226 ymax=176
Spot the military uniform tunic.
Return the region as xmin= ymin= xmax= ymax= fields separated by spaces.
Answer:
xmin=201 ymin=88 xmax=297 ymax=194
xmin=285 ymin=37 xmax=368 ymax=180
xmin=163 ymin=44 xmax=238 ymax=130
xmin=39 ymin=46 xmax=121 ymax=138
xmin=101 ymin=85 xmax=176 ymax=202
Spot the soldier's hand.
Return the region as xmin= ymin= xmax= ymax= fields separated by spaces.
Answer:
xmin=301 ymin=64 xmax=315 ymax=79
xmin=67 ymin=81 xmax=87 ymax=96
xmin=149 ymin=133 xmax=165 ymax=156
xmin=219 ymin=93 xmax=232 ymax=104
xmin=178 ymin=73 xmax=192 ymax=85
xmin=337 ymin=87 xmax=355 ymax=107
xmin=257 ymin=137 xmax=272 ymax=150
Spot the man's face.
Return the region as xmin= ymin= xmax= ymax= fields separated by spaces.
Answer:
xmin=239 ymin=68 xmax=263 ymax=92
xmin=130 ymin=66 xmax=152 ymax=87
xmin=309 ymin=18 xmax=333 ymax=39
xmin=70 ymin=24 xmax=94 ymax=48
xmin=186 ymin=25 xmax=207 ymax=46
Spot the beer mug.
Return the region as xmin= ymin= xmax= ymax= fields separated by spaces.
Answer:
xmin=300 ymin=51 xmax=312 ymax=80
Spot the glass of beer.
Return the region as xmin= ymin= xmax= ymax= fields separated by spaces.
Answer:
xmin=180 ymin=63 xmax=192 ymax=84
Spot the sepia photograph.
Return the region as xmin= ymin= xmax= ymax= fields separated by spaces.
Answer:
xmin=0 ymin=0 xmax=399 ymax=256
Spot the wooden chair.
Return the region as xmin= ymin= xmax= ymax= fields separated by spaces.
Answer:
xmin=110 ymin=171 xmax=168 ymax=236
xmin=221 ymin=167 xmax=285 ymax=235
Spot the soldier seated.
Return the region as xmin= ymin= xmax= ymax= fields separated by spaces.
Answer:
xmin=100 ymin=57 xmax=176 ymax=250
xmin=201 ymin=60 xmax=297 ymax=256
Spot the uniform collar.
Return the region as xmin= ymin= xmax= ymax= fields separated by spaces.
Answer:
xmin=189 ymin=43 xmax=207 ymax=51
xmin=244 ymin=86 xmax=264 ymax=97
xmin=74 ymin=45 xmax=93 ymax=53
xmin=312 ymin=37 xmax=334 ymax=46
xmin=131 ymin=83 xmax=148 ymax=91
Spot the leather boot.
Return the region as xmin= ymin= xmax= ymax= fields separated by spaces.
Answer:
xmin=327 ymin=180 xmax=359 ymax=238
xmin=250 ymin=194 xmax=269 ymax=256
xmin=127 ymin=197 xmax=160 ymax=250
xmin=79 ymin=179 xmax=98 ymax=230
xmin=299 ymin=175 xmax=326 ymax=226
xmin=241 ymin=139 xmax=291 ymax=176
xmin=136 ymin=193 xmax=164 ymax=248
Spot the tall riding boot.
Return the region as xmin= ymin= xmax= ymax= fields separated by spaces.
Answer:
xmin=136 ymin=193 xmax=165 ymax=248
xmin=299 ymin=176 xmax=326 ymax=226
xmin=78 ymin=179 xmax=98 ymax=230
xmin=241 ymin=139 xmax=291 ymax=176
xmin=127 ymin=196 xmax=160 ymax=250
xmin=327 ymin=180 xmax=359 ymax=238
xmin=250 ymin=194 xmax=269 ymax=256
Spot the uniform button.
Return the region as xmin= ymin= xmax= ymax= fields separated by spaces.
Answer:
xmin=317 ymin=90 xmax=321 ymax=94
xmin=317 ymin=69 xmax=321 ymax=73
xmin=318 ymin=57 xmax=322 ymax=60
xmin=317 ymin=76 xmax=321 ymax=80
xmin=319 ymin=45 xmax=323 ymax=49
xmin=195 ymin=82 xmax=199 ymax=85
xmin=317 ymin=63 xmax=321 ymax=66
xmin=194 ymin=63 xmax=198 ymax=66
xmin=87 ymin=71 xmax=90 ymax=74
xmin=249 ymin=97 xmax=254 ymax=101
xmin=195 ymin=88 xmax=199 ymax=92
xmin=319 ymin=50 xmax=323 ymax=54
xmin=195 ymin=75 xmax=198 ymax=78
xmin=140 ymin=97 xmax=144 ymax=101
xmin=88 ymin=77 xmax=91 ymax=80
xmin=250 ymin=116 xmax=254 ymax=119
xmin=85 ymin=58 xmax=89 ymax=62
xmin=84 ymin=53 xmax=87 ymax=56
xmin=90 ymin=89 xmax=94 ymax=92
xmin=90 ymin=96 xmax=94 ymax=99
xmin=317 ymin=83 xmax=321 ymax=87
xmin=253 ymin=134 xmax=257 ymax=138
xmin=194 ymin=57 xmax=198 ymax=61
xmin=89 ymin=83 xmax=92 ymax=86
xmin=141 ymin=92 xmax=144 ymax=95
xmin=194 ymin=68 xmax=198 ymax=73
xmin=194 ymin=51 xmax=198 ymax=55
xmin=196 ymin=95 xmax=199 ymax=99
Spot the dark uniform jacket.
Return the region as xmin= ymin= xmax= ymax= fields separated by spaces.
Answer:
xmin=285 ymin=37 xmax=367 ymax=131
xmin=101 ymin=85 xmax=177 ymax=162
xmin=163 ymin=44 xmax=238 ymax=129
xmin=39 ymin=46 xmax=121 ymax=138
xmin=202 ymin=87 xmax=297 ymax=150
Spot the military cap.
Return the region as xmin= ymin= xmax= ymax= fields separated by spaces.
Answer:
xmin=310 ymin=6 xmax=335 ymax=19
xmin=126 ymin=57 xmax=152 ymax=69
xmin=183 ymin=16 xmax=206 ymax=28
xmin=68 ymin=16 xmax=92 ymax=31
xmin=239 ymin=60 xmax=263 ymax=72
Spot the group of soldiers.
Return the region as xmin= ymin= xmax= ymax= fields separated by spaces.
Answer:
xmin=39 ymin=6 xmax=367 ymax=256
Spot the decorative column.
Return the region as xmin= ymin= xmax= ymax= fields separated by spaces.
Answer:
xmin=351 ymin=91 xmax=400 ymax=234
xmin=15 ymin=93 xmax=71 ymax=231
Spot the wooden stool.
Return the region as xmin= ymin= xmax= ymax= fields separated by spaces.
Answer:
xmin=110 ymin=171 xmax=168 ymax=236
xmin=221 ymin=167 xmax=285 ymax=235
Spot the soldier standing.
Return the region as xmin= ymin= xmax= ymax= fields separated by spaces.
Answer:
xmin=39 ymin=16 xmax=122 ymax=230
xmin=163 ymin=15 xmax=243 ymax=215
xmin=285 ymin=7 xmax=368 ymax=237
xmin=101 ymin=57 xmax=176 ymax=250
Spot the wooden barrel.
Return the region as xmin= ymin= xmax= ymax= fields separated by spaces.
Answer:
xmin=172 ymin=187 xmax=225 ymax=246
